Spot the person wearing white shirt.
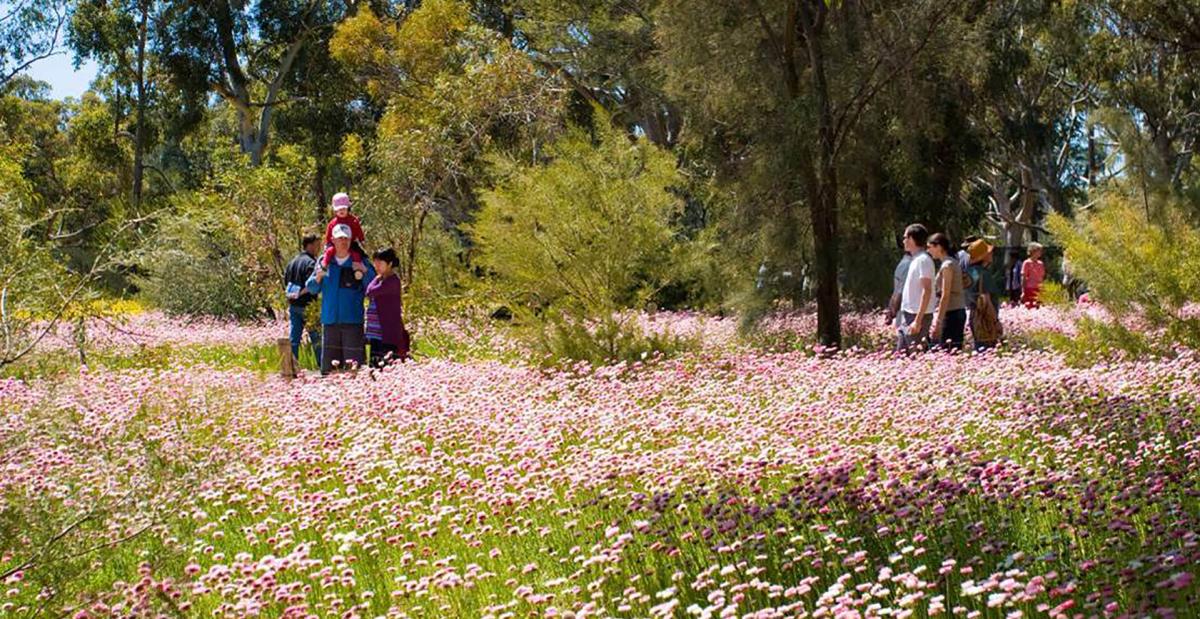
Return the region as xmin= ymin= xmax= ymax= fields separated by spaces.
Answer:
xmin=897 ymin=223 xmax=935 ymax=352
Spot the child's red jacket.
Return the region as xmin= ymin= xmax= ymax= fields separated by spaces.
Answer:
xmin=324 ymin=214 xmax=365 ymax=245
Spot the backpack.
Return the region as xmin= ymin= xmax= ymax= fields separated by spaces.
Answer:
xmin=337 ymin=262 xmax=364 ymax=290
xmin=972 ymin=272 xmax=1003 ymax=344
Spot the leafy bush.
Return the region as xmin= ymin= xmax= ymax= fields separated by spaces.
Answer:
xmin=1041 ymin=316 xmax=1163 ymax=367
xmin=469 ymin=111 xmax=685 ymax=363
xmin=137 ymin=194 xmax=266 ymax=320
xmin=0 ymin=141 xmax=80 ymax=363
xmin=217 ymin=145 xmax=317 ymax=294
xmin=1037 ymin=281 xmax=1071 ymax=307
xmin=1048 ymin=184 xmax=1200 ymax=351
xmin=350 ymin=174 xmax=472 ymax=318
xmin=528 ymin=311 xmax=699 ymax=367
xmin=137 ymin=149 xmax=322 ymax=320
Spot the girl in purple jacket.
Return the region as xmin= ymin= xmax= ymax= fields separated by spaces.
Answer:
xmin=366 ymin=248 xmax=410 ymax=367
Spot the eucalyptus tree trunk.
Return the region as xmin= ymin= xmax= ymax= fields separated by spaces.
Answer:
xmin=214 ymin=9 xmax=308 ymax=167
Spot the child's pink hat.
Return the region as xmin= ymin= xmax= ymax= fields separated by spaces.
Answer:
xmin=331 ymin=192 xmax=351 ymax=211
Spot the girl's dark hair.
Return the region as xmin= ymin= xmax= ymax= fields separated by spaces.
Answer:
xmin=928 ymin=232 xmax=953 ymax=253
xmin=372 ymin=247 xmax=400 ymax=268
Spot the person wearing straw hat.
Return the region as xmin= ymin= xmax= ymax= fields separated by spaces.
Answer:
xmin=957 ymin=235 xmax=980 ymax=272
xmin=965 ymin=239 xmax=1003 ymax=350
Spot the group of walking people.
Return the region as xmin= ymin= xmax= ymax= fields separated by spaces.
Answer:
xmin=283 ymin=192 xmax=410 ymax=375
xmin=284 ymin=197 xmax=1052 ymax=366
xmin=887 ymin=223 xmax=1045 ymax=353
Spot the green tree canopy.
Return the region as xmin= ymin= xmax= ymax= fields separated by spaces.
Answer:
xmin=155 ymin=0 xmax=354 ymax=165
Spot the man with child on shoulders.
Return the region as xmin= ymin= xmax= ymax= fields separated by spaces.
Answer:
xmin=285 ymin=192 xmax=410 ymax=376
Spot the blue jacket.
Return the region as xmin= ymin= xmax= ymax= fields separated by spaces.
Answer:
xmin=306 ymin=258 xmax=377 ymax=326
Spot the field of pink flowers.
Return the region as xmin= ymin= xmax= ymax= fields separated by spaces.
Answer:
xmin=2 ymin=307 xmax=1197 ymax=618
xmin=32 ymin=303 xmax=1082 ymax=363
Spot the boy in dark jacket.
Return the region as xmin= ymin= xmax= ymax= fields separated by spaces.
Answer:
xmin=284 ymin=234 xmax=322 ymax=364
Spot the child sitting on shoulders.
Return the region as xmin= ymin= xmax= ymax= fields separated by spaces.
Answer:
xmin=322 ymin=192 xmax=366 ymax=279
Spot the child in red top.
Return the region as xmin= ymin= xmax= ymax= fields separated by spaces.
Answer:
xmin=322 ymin=192 xmax=366 ymax=276
xmin=1021 ymin=242 xmax=1046 ymax=307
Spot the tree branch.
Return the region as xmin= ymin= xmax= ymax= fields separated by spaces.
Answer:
xmin=213 ymin=1 xmax=250 ymax=100
xmin=0 ymin=1 xmax=68 ymax=87
xmin=0 ymin=0 xmax=33 ymax=26
xmin=831 ymin=1 xmax=953 ymax=159
xmin=0 ymin=50 xmax=64 ymax=88
xmin=0 ymin=509 xmax=99 ymax=582
xmin=255 ymin=32 xmax=310 ymax=151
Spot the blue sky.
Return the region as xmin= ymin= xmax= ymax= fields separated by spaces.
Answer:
xmin=22 ymin=50 xmax=100 ymax=100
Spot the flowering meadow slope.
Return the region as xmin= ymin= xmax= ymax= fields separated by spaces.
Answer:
xmin=2 ymin=315 xmax=1199 ymax=618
